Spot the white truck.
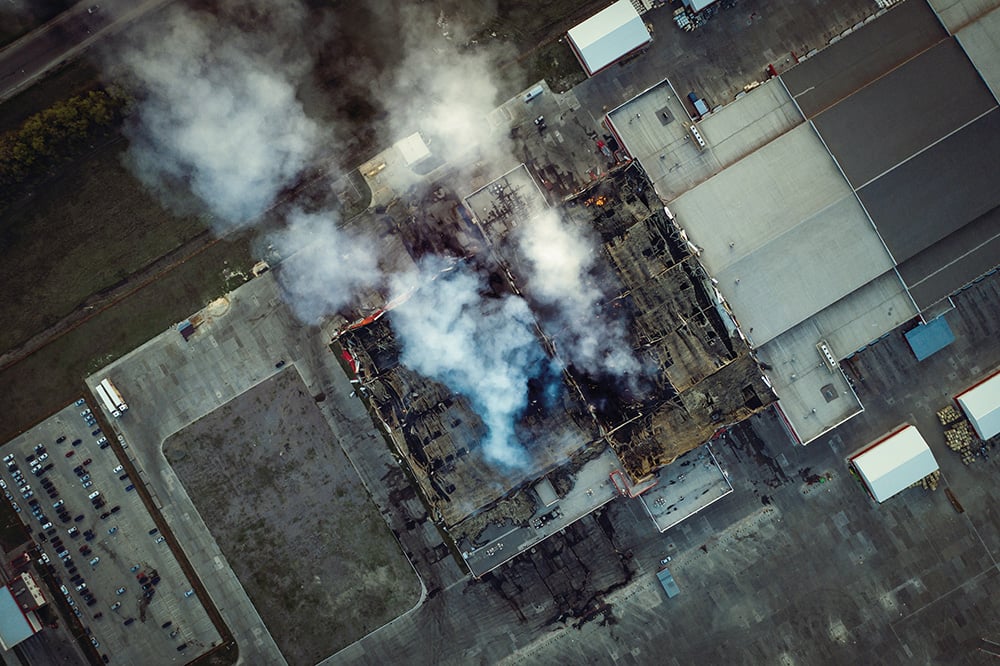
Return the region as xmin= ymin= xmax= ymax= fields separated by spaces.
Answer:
xmin=100 ymin=378 xmax=128 ymax=413
xmin=95 ymin=383 xmax=120 ymax=418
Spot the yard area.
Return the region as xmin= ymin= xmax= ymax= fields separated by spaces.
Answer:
xmin=162 ymin=368 xmax=421 ymax=665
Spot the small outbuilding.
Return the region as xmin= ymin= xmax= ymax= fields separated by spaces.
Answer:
xmin=848 ymin=424 xmax=938 ymax=503
xmin=956 ymin=367 xmax=1000 ymax=440
xmin=567 ymin=0 xmax=652 ymax=77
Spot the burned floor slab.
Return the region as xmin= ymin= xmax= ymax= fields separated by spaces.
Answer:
xmin=611 ymin=354 xmax=773 ymax=479
xmin=342 ymin=317 xmax=600 ymax=527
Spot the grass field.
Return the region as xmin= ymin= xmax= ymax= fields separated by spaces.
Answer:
xmin=162 ymin=368 xmax=421 ymax=665
xmin=0 ymin=137 xmax=210 ymax=353
xmin=0 ymin=234 xmax=254 ymax=444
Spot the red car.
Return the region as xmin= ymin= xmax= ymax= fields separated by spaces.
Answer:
xmin=64 ymin=451 xmax=75 ymax=458
xmin=82 ymin=458 xmax=92 ymax=466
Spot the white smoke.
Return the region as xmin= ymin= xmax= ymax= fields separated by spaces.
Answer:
xmin=109 ymin=3 xmax=319 ymax=229
xmin=269 ymin=210 xmax=382 ymax=324
xmin=383 ymin=15 xmax=516 ymax=175
xmin=516 ymin=208 xmax=647 ymax=389
xmin=389 ymin=262 xmax=552 ymax=467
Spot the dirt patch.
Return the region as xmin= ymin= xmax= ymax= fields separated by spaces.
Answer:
xmin=162 ymin=368 xmax=420 ymax=665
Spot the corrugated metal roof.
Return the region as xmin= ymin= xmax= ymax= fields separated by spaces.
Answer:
xmin=568 ymin=1 xmax=651 ymax=75
xmin=905 ymin=316 xmax=955 ymax=361
xmin=852 ymin=425 xmax=938 ymax=503
xmin=957 ymin=368 xmax=1000 ymax=440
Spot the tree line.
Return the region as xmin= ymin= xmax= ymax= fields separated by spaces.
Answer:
xmin=0 ymin=86 xmax=130 ymax=207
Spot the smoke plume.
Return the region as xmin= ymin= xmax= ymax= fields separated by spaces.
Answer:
xmin=389 ymin=261 xmax=554 ymax=467
xmin=382 ymin=11 xmax=517 ymax=175
xmin=516 ymin=208 xmax=647 ymax=391
xmin=108 ymin=3 xmax=319 ymax=229
xmin=269 ymin=210 xmax=382 ymax=324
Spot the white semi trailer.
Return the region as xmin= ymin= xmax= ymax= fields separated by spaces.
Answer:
xmin=95 ymin=383 xmax=121 ymax=418
xmin=100 ymin=378 xmax=128 ymax=413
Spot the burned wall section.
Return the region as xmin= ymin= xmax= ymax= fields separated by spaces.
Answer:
xmin=575 ymin=169 xmax=775 ymax=481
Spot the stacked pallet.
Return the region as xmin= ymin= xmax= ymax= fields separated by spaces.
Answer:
xmin=912 ymin=470 xmax=941 ymax=491
xmin=944 ymin=420 xmax=978 ymax=465
xmin=936 ymin=405 xmax=963 ymax=427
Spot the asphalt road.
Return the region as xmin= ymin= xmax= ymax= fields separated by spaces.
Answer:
xmin=0 ymin=0 xmax=169 ymax=103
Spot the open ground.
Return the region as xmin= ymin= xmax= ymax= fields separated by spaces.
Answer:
xmin=162 ymin=365 xmax=421 ymax=665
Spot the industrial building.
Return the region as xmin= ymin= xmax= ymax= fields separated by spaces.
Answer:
xmin=340 ymin=160 xmax=774 ymax=575
xmin=956 ymin=366 xmax=1000 ymax=440
xmin=0 ymin=573 xmax=45 ymax=651
xmin=566 ymin=0 xmax=652 ymax=77
xmin=606 ymin=0 xmax=1000 ymax=445
xmin=848 ymin=424 xmax=939 ymax=503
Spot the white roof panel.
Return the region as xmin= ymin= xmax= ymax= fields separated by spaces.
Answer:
xmin=568 ymin=1 xmax=651 ymax=75
xmin=956 ymin=368 xmax=1000 ymax=440
xmin=851 ymin=425 xmax=938 ymax=503
xmin=396 ymin=132 xmax=431 ymax=167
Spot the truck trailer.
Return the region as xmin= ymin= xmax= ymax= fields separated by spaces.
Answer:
xmin=100 ymin=379 xmax=128 ymax=413
xmin=94 ymin=384 xmax=121 ymax=419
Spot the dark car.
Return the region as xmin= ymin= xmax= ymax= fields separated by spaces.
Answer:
xmin=56 ymin=436 xmax=66 ymax=443
xmin=123 ymin=618 xmax=134 ymax=626
xmin=86 ymin=598 xmax=97 ymax=607
xmin=99 ymin=442 xmax=110 ymax=450
xmin=100 ymin=512 xmax=110 ymax=520
xmin=118 ymin=474 xmax=129 ymax=481
xmin=74 ymin=515 xmax=84 ymax=523
xmin=124 ymin=485 xmax=134 ymax=492
xmin=148 ymin=528 xmax=158 ymax=536
xmin=161 ymin=621 xmax=172 ymax=629
xmin=110 ymin=506 xmax=121 ymax=514
xmin=43 ymin=463 xmax=53 ymax=472
xmin=91 ymin=429 xmax=101 ymax=436
xmin=177 ymin=644 xmax=187 ymax=652
xmin=93 ymin=499 xmax=106 ymax=509
xmin=71 ymin=439 xmax=82 ymax=446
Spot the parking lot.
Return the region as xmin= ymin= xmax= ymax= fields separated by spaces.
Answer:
xmin=1 ymin=400 xmax=219 ymax=664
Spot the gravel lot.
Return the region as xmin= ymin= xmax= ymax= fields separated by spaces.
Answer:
xmin=163 ymin=368 xmax=420 ymax=665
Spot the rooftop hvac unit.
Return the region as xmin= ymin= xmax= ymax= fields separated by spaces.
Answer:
xmin=816 ymin=340 xmax=838 ymax=372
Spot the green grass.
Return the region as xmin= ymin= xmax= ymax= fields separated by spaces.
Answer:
xmin=0 ymin=137 xmax=210 ymax=353
xmin=0 ymin=505 xmax=30 ymax=552
xmin=517 ymin=38 xmax=587 ymax=94
xmin=0 ymin=234 xmax=254 ymax=443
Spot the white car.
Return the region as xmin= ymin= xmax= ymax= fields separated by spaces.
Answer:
xmin=87 ymin=491 xmax=100 ymax=500
xmin=112 ymin=465 xmax=123 ymax=474
xmin=2 ymin=454 xmax=13 ymax=463
xmin=116 ymin=586 xmax=126 ymax=595
xmin=0 ymin=479 xmax=6 ymax=489
xmin=89 ymin=557 xmax=100 ymax=566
